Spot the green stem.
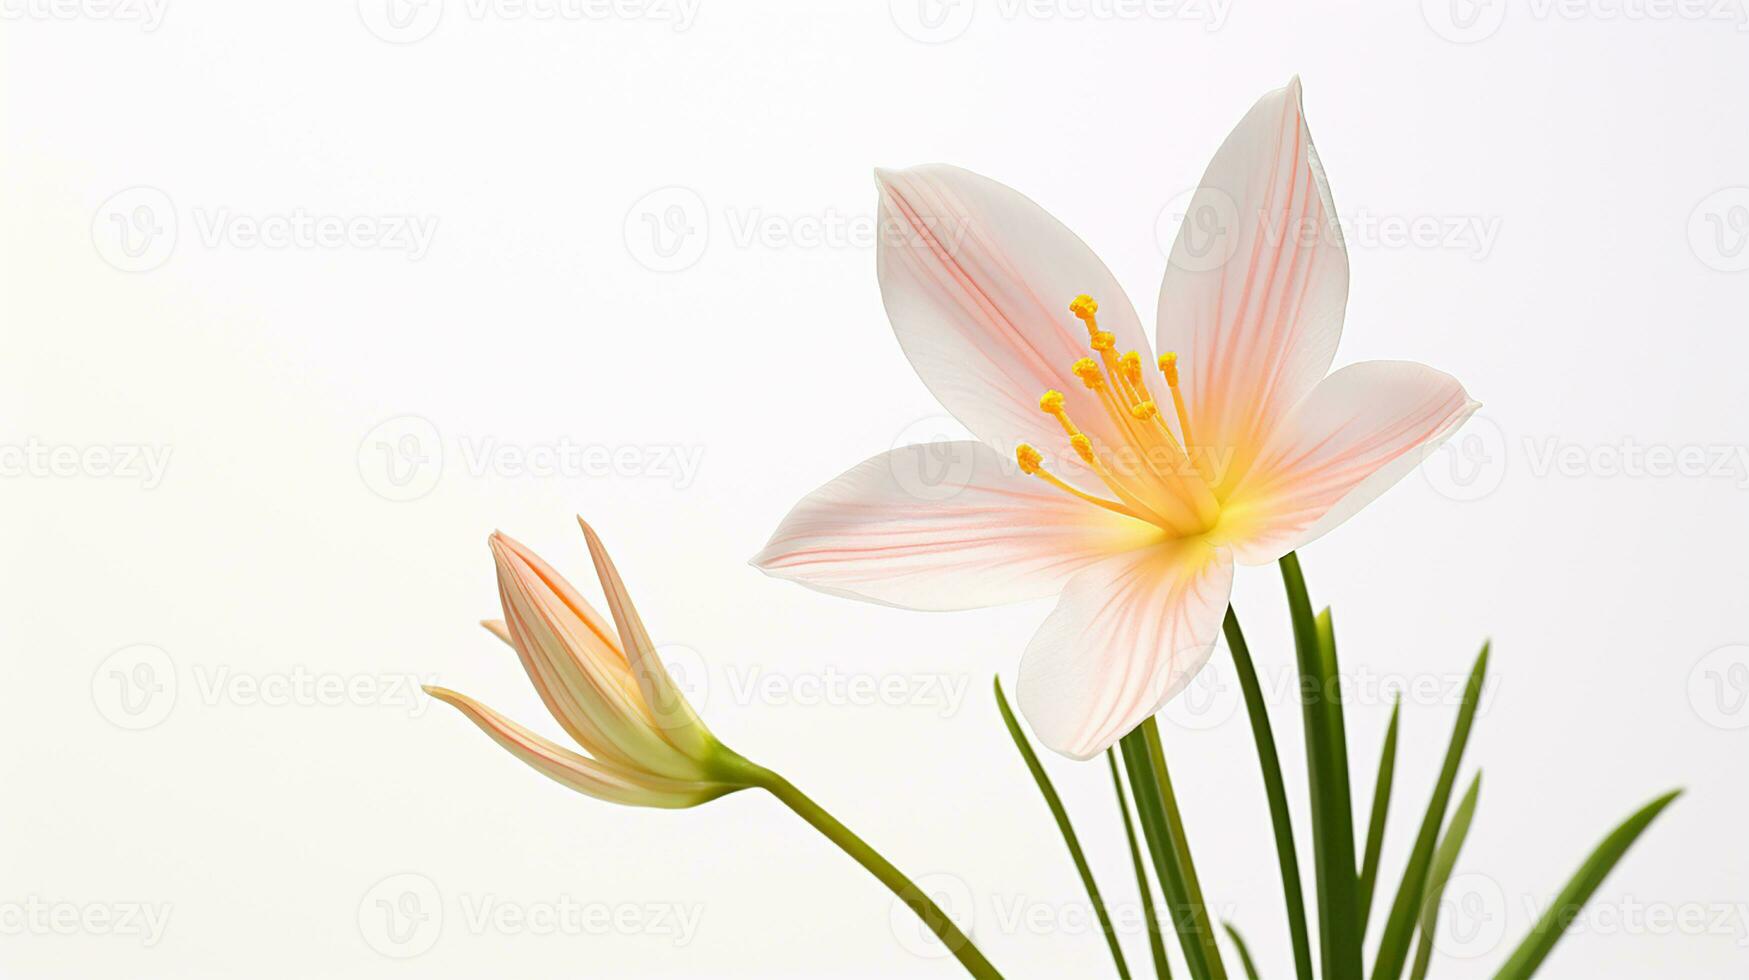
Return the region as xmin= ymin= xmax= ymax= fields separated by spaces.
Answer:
xmin=1110 ymin=749 xmax=1172 ymax=979
xmin=1120 ymin=721 xmax=1227 ymax=980
xmin=1279 ymin=552 xmax=1363 ymax=980
xmin=1222 ymin=605 xmax=1314 ymax=980
xmin=992 ymin=679 xmax=1129 ymax=979
xmin=1140 ymin=720 xmax=1226 ymax=980
xmin=750 ymin=767 xmax=1002 ymax=980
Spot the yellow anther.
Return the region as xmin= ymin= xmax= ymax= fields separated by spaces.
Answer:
xmin=1090 ymin=331 xmax=1116 ymax=352
xmin=1158 ymin=351 xmax=1180 ymax=387
xmin=1130 ymin=400 xmax=1159 ymax=421
xmin=1072 ymin=357 xmax=1105 ymax=389
xmin=1119 ymin=351 xmax=1143 ymax=385
xmin=1070 ymin=434 xmax=1095 ymax=464
xmin=1068 ymin=295 xmax=1099 ymax=321
xmin=1039 ymin=390 xmax=1066 ymax=414
xmin=1016 ymin=444 xmax=1044 ymax=475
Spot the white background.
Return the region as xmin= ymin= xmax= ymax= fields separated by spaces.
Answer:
xmin=4 ymin=1 xmax=1747 ymax=976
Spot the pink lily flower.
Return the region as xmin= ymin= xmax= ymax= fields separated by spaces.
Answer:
xmin=753 ymin=79 xmax=1478 ymax=760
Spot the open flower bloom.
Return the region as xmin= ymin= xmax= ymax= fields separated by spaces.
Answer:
xmin=426 ymin=522 xmax=745 ymax=808
xmin=753 ymin=79 xmax=1478 ymax=760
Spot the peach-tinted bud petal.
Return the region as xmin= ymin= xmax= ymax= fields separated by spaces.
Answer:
xmin=423 ymin=686 xmax=731 ymax=809
xmin=578 ymin=518 xmax=715 ymax=758
xmin=490 ymin=533 xmax=707 ymax=781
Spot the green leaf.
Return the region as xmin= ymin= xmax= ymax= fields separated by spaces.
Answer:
xmin=1370 ymin=643 xmax=1490 ymax=980
xmin=1222 ymin=923 xmax=1262 ymax=980
xmin=1358 ymin=696 xmax=1402 ymax=936
xmin=994 ymin=677 xmax=1130 ymax=980
xmin=1223 ymin=606 xmax=1314 ymax=980
xmin=1110 ymin=750 xmax=1173 ymax=979
xmin=1278 ymin=553 xmax=1362 ymax=980
xmin=1494 ymin=789 xmax=1682 ymax=979
xmin=1119 ymin=723 xmax=1228 ymax=980
xmin=1409 ymin=771 xmax=1482 ymax=980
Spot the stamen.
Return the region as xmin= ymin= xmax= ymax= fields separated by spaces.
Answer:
xmin=1158 ymin=351 xmax=1195 ymax=450
xmin=1016 ymin=441 xmax=1133 ymax=517
xmin=1072 ymin=357 xmax=1104 ymax=390
xmin=1157 ymin=352 xmax=1180 ymax=387
xmin=1119 ymin=351 xmax=1143 ymax=386
xmin=1017 ymin=293 xmax=1224 ymax=537
xmin=1039 ymin=389 xmax=1083 ymax=439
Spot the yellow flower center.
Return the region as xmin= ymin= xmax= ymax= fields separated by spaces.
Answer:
xmin=1016 ymin=295 xmax=1221 ymax=537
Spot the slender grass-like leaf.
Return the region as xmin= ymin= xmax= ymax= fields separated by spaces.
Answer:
xmin=1222 ymin=923 xmax=1262 ymax=980
xmin=1409 ymin=772 xmax=1482 ymax=980
xmin=1278 ymin=553 xmax=1363 ymax=979
xmin=1120 ymin=730 xmax=1221 ymax=980
xmin=1110 ymin=750 xmax=1172 ymax=979
xmin=1223 ymin=605 xmax=1314 ymax=980
xmin=1371 ymin=643 xmax=1490 ymax=980
xmin=1493 ymin=790 xmax=1682 ymax=979
xmin=994 ymin=678 xmax=1129 ymax=979
xmin=1358 ymin=696 xmax=1402 ymax=936
xmin=1142 ymin=719 xmax=1228 ymax=980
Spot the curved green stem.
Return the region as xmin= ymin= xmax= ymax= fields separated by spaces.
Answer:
xmin=993 ymin=679 xmax=1129 ymax=979
xmin=1110 ymin=749 xmax=1172 ymax=979
xmin=747 ymin=766 xmax=1002 ymax=979
xmin=1223 ymin=605 xmax=1314 ymax=980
